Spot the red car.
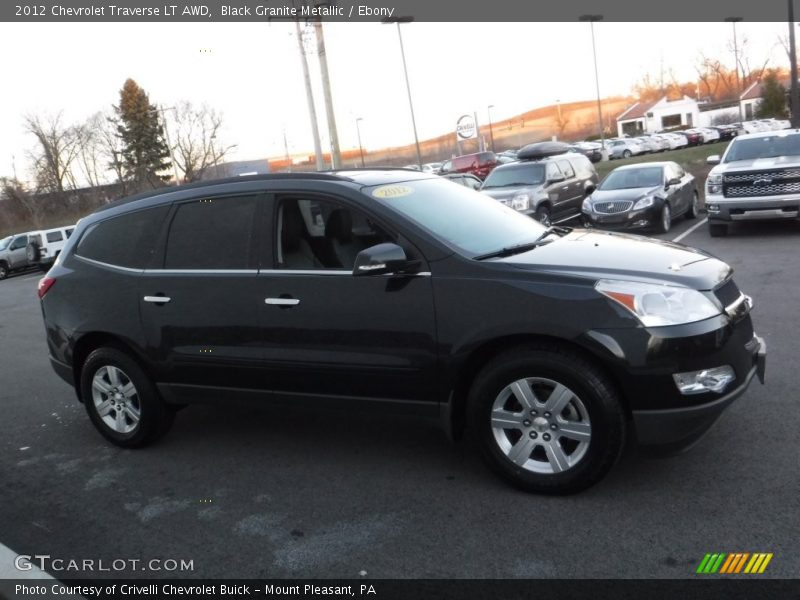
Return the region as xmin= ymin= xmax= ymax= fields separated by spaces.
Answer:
xmin=439 ymin=151 xmax=500 ymax=180
xmin=676 ymin=130 xmax=702 ymax=146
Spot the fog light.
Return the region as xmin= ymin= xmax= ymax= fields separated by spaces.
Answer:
xmin=634 ymin=219 xmax=649 ymax=226
xmin=673 ymin=366 xmax=735 ymax=395
xmin=707 ymin=204 xmax=720 ymax=213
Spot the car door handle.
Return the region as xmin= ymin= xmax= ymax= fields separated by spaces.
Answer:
xmin=143 ymin=295 xmax=171 ymax=304
xmin=265 ymin=297 xmax=300 ymax=306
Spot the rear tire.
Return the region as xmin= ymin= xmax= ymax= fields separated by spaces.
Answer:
xmin=709 ymin=223 xmax=728 ymax=237
xmin=467 ymin=343 xmax=626 ymax=495
xmin=0 ymin=262 xmax=8 ymax=280
xmin=80 ymin=347 xmax=174 ymax=448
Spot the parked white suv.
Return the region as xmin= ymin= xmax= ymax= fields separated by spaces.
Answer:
xmin=27 ymin=225 xmax=76 ymax=270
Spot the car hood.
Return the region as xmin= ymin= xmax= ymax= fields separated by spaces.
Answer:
xmin=481 ymin=184 xmax=543 ymax=200
xmin=712 ymin=156 xmax=800 ymax=172
xmin=497 ymin=230 xmax=731 ymax=290
xmin=589 ymin=186 xmax=661 ymax=203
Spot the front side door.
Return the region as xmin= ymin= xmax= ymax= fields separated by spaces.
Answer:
xmin=138 ymin=193 xmax=268 ymax=400
xmin=8 ymin=235 xmax=28 ymax=268
xmin=259 ymin=193 xmax=438 ymax=404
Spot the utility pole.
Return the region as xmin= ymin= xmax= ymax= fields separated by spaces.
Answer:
xmin=283 ymin=129 xmax=291 ymax=172
xmin=355 ymin=117 xmax=365 ymax=167
xmin=726 ymin=17 xmax=744 ymax=122
xmin=580 ymin=14 xmax=605 ymax=145
xmin=487 ymin=105 xmax=495 ymax=152
xmin=789 ymin=0 xmax=800 ymax=127
xmin=294 ymin=20 xmax=324 ymax=171
xmin=314 ymin=18 xmax=342 ymax=169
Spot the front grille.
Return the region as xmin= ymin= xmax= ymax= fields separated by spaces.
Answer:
xmin=723 ymin=169 xmax=800 ymax=198
xmin=594 ymin=201 xmax=633 ymax=214
xmin=714 ymin=279 xmax=741 ymax=307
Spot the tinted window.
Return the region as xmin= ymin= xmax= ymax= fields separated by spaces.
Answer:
xmin=165 ymin=195 xmax=258 ymax=270
xmin=276 ymin=197 xmax=392 ymax=270
xmin=557 ymin=160 xmax=575 ymax=179
xmin=46 ymin=231 xmax=63 ymax=243
xmin=76 ymin=206 xmax=169 ymax=268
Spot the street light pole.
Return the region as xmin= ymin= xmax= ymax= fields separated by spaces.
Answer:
xmin=725 ymin=17 xmax=744 ymax=122
xmin=580 ymin=14 xmax=605 ymax=145
xmin=487 ymin=105 xmax=495 ymax=152
xmin=355 ymin=117 xmax=365 ymax=167
xmin=384 ymin=17 xmax=423 ymax=169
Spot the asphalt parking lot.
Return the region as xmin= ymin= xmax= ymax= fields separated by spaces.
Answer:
xmin=0 ymin=215 xmax=798 ymax=580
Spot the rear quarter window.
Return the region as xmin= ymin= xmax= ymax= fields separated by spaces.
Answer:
xmin=76 ymin=205 xmax=170 ymax=269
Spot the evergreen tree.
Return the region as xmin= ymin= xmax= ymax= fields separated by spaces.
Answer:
xmin=756 ymin=72 xmax=788 ymax=119
xmin=113 ymin=79 xmax=172 ymax=188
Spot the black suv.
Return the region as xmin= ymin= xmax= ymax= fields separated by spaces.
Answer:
xmin=39 ymin=170 xmax=765 ymax=494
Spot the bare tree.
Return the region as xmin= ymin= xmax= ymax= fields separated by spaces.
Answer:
xmin=168 ymin=102 xmax=236 ymax=182
xmin=0 ymin=177 xmax=44 ymax=228
xmin=24 ymin=113 xmax=80 ymax=195
xmin=73 ymin=112 xmax=110 ymax=189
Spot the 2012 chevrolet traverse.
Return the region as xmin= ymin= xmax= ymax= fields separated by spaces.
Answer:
xmin=39 ymin=170 xmax=766 ymax=494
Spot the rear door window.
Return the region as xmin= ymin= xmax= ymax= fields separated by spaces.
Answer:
xmin=76 ymin=206 xmax=170 ymax=269
xmin=557 ymin=160 xmax=575 ymax=179
xmin=164 ymin=195 xmax=259 ymax=270
xmin=46 ymin=231 xmax=63 ymax=243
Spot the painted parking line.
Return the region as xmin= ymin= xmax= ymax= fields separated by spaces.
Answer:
xmin=672 ymin=217 xmax=708 ymax=244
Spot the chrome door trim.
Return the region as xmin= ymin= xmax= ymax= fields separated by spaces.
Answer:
xmin=265 ymin=298 xmax=300 ymax=306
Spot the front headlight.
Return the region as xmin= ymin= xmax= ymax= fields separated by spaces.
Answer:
xmin=595 ymin=279 xmax=720 ymax=326
xmin=511 ymin=193 xmax=530 ymax=211
xmin=706 ymin=174 xmax=722 ymax=195
xmin=582 ymin=197 xmax=593 ymax=213
xmin=633 ymin=196 xmax=655 ymax=209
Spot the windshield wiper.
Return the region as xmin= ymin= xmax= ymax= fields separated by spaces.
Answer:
xmin=474 ymin=240 xmax=553 ymax=260
xmin=534 ymin=225 xmax=572 ymax=242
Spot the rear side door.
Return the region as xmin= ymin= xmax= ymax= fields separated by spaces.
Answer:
xmin=556 ymin=159 xmax=583 ymax=216
xmin=138 ymin=192 xmax=269 ymax=401
xmin=258 ymin=192 xmax=438 ymax=405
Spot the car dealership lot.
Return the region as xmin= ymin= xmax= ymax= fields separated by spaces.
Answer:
xmin=1 ymin=218 xmax=798 ymax=579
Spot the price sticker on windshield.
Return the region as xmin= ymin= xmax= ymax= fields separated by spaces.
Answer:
xmin=372 ymin=185 xmax=414 ymax=199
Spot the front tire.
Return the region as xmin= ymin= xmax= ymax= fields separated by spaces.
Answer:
xmin=0 ymin=262 xmax=8 ymax=280
xmin=535 ymin=205 xmax=552 ymax=227
xmin=81 ymin=347 xmax=174 ymax=448
xmin=657 ymin=203 xmax=672 ymax=234
xmin=686 ymin=192 xmax=699 ymax=219
xmin=622 ymin=150 xmax=632 ymax=158
xmin=467 ymin=343 xmax=626 ymax=494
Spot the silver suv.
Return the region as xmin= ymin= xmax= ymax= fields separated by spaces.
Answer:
xmin=706 ymin=130 xmax=800 ymax=237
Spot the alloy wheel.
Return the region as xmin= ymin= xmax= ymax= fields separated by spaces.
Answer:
xmin=490 ymin=377 xmax=592 ymax=474
xmin=91 ymin=365 xmax=141 ymax=434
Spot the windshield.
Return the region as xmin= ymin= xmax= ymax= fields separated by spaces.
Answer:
xmin=725 ymin=133 xmax=800 ymax=162
xmin=599 ymin=166 xmax=664 ymax=190
xmin=0 ymin=236 xmax=11 ymax=251
xmin=368 ymin=178 xmax=546 ymax=256
xmin=482 ymin=164 xmax=545 ymax=188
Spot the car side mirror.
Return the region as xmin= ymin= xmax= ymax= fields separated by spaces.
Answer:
xmin=353 ymin=243 xmax=409 ymax=276
xmin=666 ymin=177 xmax=681 ymax=188
xmin=707 ymin=155 xmax=721 ymax=165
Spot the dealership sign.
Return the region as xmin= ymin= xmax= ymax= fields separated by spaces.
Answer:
xmin=456 ymin=114 xmax=476 ymax=140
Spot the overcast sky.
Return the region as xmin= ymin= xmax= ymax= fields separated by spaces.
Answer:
xmin=0 ymin=21 xmax=791 ymax=180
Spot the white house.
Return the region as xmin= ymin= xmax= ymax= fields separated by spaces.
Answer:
xmin=738 ymin=78 xmax=791 ymax=120
xmin=616 ymin=96 xmax=700 ymax=137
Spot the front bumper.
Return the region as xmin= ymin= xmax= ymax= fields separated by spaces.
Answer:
xmin=583 ymin=204 xmax=661 ymax=230
xmin=706 ymin=193 xmax=800 ymax=222
xmin=632 ymin=335 xmax=766 ymax=452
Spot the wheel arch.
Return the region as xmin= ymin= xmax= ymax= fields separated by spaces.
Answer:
xmin=71 ymin=332 xmax=153 ymax=402
xmin=446 ymin=333 xmax=630 ymax=440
